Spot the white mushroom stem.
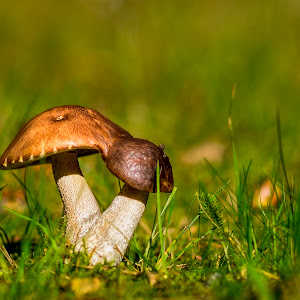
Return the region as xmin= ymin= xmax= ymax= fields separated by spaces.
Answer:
xmin=80 ymin=185 xmax=148 ymax=265
xmin=51 ymin=152 xmax=102 ymax=244
xmin=52 ymin=152 xmax=148 ymax=265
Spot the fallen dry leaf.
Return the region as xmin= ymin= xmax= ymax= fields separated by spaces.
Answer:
xmin=181 ymin=141 xmax=225 ymax=165
xmin=146 ymin=271 xmax=159 ymax=287
xmin=176 ymin=264 xmax=188 ymax=270
xmin=71 ymin=277 xmax=102 ymax=296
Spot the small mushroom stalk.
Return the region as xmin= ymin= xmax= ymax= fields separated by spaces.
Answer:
xmin=80 ymin=185 xmax=148 ymax=265
xmin=52 ymin=152 xmax=102 ymax=244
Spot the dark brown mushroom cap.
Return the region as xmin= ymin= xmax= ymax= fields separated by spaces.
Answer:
xmin=0 ymin=105 xmax=132 ymax=169
xmin=106 ymin=138 xmax=174 ymax=193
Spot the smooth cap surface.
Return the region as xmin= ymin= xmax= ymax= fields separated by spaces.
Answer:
xmin=0 ymin=105 xmax=131 ymax=169
xmin=106 ymin=138 xmax=174 ymax=193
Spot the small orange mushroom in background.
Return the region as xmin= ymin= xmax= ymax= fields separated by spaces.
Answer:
xmin=252 ymin=179 xmax=281 ymax=209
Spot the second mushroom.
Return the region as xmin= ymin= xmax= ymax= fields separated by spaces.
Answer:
xmin=0 ymin=105 xmax=174 ymax=265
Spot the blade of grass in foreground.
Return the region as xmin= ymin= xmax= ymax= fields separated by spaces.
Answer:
xmin=144 ymin=185 xmax=177 ymax=264
xmin=156 ymin=160 xmax=164 ymax=258
xmin=5 ymin=208 xmax=58 ymax=250
xmin=150 ymin=186 xmax=177 ymax=242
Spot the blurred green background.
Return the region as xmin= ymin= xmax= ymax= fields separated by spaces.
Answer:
xmin=0 ymin=0 xmax=300 ymax=215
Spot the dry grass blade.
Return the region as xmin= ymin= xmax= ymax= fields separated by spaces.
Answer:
xmin=0 ymin=244 xmax=17 ymax=268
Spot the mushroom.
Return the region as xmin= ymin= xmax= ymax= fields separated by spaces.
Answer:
xmin=0 ymin=105 xmax=173 ymax=264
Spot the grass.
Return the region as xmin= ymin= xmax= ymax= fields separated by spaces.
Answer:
xmin=1 ymin=0 xmax=300 ymax=298
xmin=0 ymin=110 xmax=299 ymax=299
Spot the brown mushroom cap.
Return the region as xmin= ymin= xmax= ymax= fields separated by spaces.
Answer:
xmin=0 ymin=105 xmax=174 ymax=193
xmin=106 ymin=138 xmax=174 ymax=193
xmin=0 ymin=105 xmax=131 ymax=169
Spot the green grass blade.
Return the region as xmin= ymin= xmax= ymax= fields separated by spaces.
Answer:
xmin=156 ymin=160 xmax=164 ymax=259
xmin=5 ymin=208 xmax=58 ymax=250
